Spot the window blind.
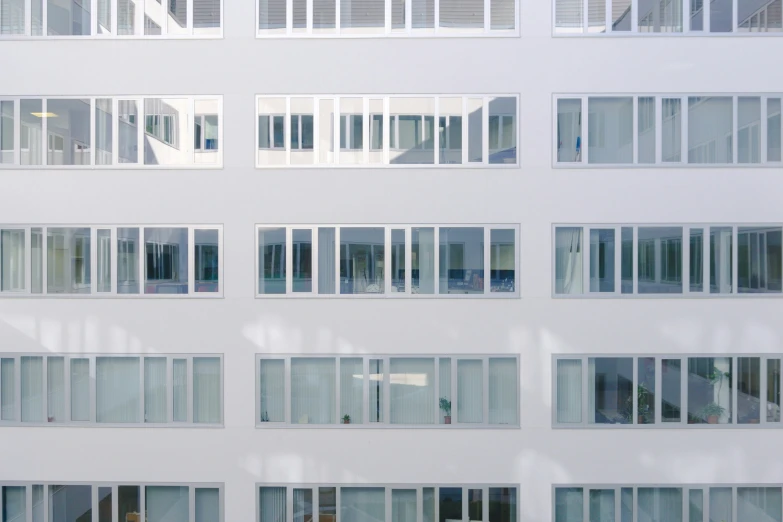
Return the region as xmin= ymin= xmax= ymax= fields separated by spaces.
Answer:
xmin=193 ymin=0 xmax=219 ymax=27
xmin=439 ymin=0 xmax=483 ymax=28
xmin=340 ymin=0 xmax=384 ymax=27
xmin=490 ymin=0 xmax=513 ymax=29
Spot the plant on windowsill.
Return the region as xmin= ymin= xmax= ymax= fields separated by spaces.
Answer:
xmin=699 ymin=402 xmax=726 ymax=424
xmin=440 ymin=397 xmax=452 ymax=424
xmin=260 ymin=411 xmax=269 ymax=422
xmin=342 ymin=414 xmax=351 ymax=424
xmin=620 ymin=386 xmax=653 ymax=424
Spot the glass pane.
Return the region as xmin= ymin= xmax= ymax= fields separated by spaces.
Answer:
xmin=439 ymin=97 xmax=462 ymax=165
xmin=338 ymin=99 xmax=364 ymax=163
xmin=391 ymin=229 xmax=406 ymax=293
xmin=490 ymin=229 xmax=515 ymax=292
xmin=689 ymin=490 xmax=704 ymax=522
xmin=291 ymin=98 xmax=315 ymax=165
xmin=294 ymin=489 xmax=312 ymax=522
xmin=47 ymin=0 xmax=90 ymax=33
xmin=590 ymin=490 xmax=614 ymax=522
xmin=662 ymin=359 xmax=682 ymax=423
xmin=146 ymin=486 xmax=188 ymax=522
xmin=342 ymin=488 xmax=384 ymax=522
xmin=555 ymin=488 xmax=583 ymax=522
xmin=340 ymin=227 xmax=384 ymax=294
xmin=257 ymin=98 xmax=286 ymax=165
xmin=97 ymin=356 xmax=140 ymax=423
xmin=143 ymin=98 xmax=195 ymax=166
xmin=710 ymin=0 xmax=732 ymax=31
xmin=588 ymin=97 xmax=633 ymax=164
xmin=1 ymin=229 xmax=25 ymax=291
xmin=259 ymin=359 xmax=284 ymax=423
xmin=390 ymin=357 xmax=435 ymax=424
xmin=21 ymin=99 xmax=43 ymax=166
xmin=0 ymin=102 xmax=12 ymax=164
xmin=557 ymin=359 xmax=582 ymax=423
xmin=662 ymin=98 xmax=682 ymax=162
xmin=439 ymin=488 xmax=461 ymax=522
xmin=259 ymin=487 xmax=286 ymax=522
xmin=318 ymin=227 xmax=336 ymax=294
xmin=117 ymin=100 xmax=138 ymax=163
xmin=195 ymin=489 xmax=219 ymax=522
xmin=32 ymin=486 xmax=43 ymax=522
xmin=70 ymin=358 xmax=89 ymax=421
xmin=588 ymin=0 xmax=604 ymax=31
xmin=768 ymin=98 xmax=781 ymax=162
xmin=709 ymin=488 xmax=732 ymax=522
xmin=555 ymin=0 xmax=583 ymax=33
xmin=490 ymin=0 xmax=513 ymax=29
xmin=555 ymin=227 xmax=583 ymax=294
xmin=32 ymin=228 xmax=42 ymax=294
xmin=47 ymin=228 xmax=91 ymax=294
xmin=688 ymin=97 xmax=733 ymax=164
xmin=738 ymin=97 xmax=761 ymax=164
xmin=638 ymin=488 xmax=683 ymax=522
xmin=468 ymin=490 xmax=482 ymax=521
xmin=144 ymin=357 xmax=167 ymax=423
xmin=319 ymin=488 xmax=336 ymax=522
xmin=637 ymin=227 xmax=683 ymax=294
xmin=690 ymin=228 xmax=704 ymax=292
xmin=392 ymin=490 xmax=416 ymax=522
xmin=96 ymin=229 xmax=111 ymax=292
xmin=258 ymin=227 xmax=286 ymax=294
xmin=340 ymin=0 xmax=383 ymax=32
xmin=117 ymin=228 xmax=140 ymax=294
xmin=98 ymin=488 xmax=111 ymax=522
xmin=439 ymin=227 xmax=484 ymax=294
xmin=423 ymin=489 xmax=435 ymax=522
xmin=173 ymin=358 xmax=187 ymax=422
xmin=621 ymin=489 xmax=632 ymax=522
xmin=144 ymin=227 xmax=188 ymax=294
xmin=439 ymin=358 xmax=451 ymax=424
xmin=710 ymin=226 xmax=733 ymax=294
xmin=589 ymin=228 xmax=615 ymax=293
xmin=2 ymin=487 xmax=25 ymax=522
xmin=737 ymin=487 xmax=782 ymax=522
xmin=489 ymin=488 xmax=516 ymax=522
xmin=340 ymin=357 xmax=363 ymax=424
xmin=47 ymin=356 xmax=65 ymax=422
xmin=318 ymin=99 xmax=334 ymax=163
xmin=638 ymin=0 xmax=682 ymax=30
xmin=489 ymin=357 xmax=517 ymax=424
xmin=557 ymin=99 xmax=582 ymax=162
xmin=293 ymin=229 xmax=313 ymax=292
xmin=292 ymin=357 xmax=335 ymax=424
xmin=738 ymin=226 xmax=782 ymax=293
xmin=638 ymin=357 xmax=655 ymax=424
xmin=390 ymin=98 xmax=435 ymax=165
xmin=258 ymin=0 xmax=286 ymax=29
xmin=118 ymin=487 xmax=140 ymax=522
xmin=488 ymin=97 xmax=516 ymax=164
xmin=1 ymin=358 xmax=15 ymax=420
xmin=193 ymin=357 xmax=220 ymax=424
xmin=457 ymin=359 xmax=483 ymax=423
xmin=21 ymin=356 xmax=43 ymax=422
xmin=195 ymin=229 xmax=219 ymax=293
xmin=737 ymin=357 xmax=761 ymax=424
xmin=46 ymin=99 xmax=90 ymax=165
xmin=369 ymin=358 xmax=383 ymax=423
xmin=412 ymin=227 xmax=435 ymax=294
xmin=638 ymin=97 xmax=656 ymax=162
xmin=49 ymin=486 xmax=92 ymax=522
xmin=691 ymin=0 xmax=703 ymax=30
xmin=589 ymin=357 xmax=633 ymax=424
xmin=768 ymin=358 xmax=781 ymax=423
xmin=467 ymin=98 xmax=483 ymax=163
xmin=688 ymin=357 xmax=733 ymax=424
xmin=621 ymin=227 xmax=633 ymax=294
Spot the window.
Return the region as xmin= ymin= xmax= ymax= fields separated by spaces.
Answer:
xmin=554 ymin=224 xmax=782 ymax=297
xmin=0 ymin=354 xmax=222 ymax=425
xmin=555 ymin=94 xmax=783 ymax=167
xmin=0 ymin=225 xmax=222 ymax=297
xmin=553 ymin=354 xmax=783 ymax=427
xmin=0 ymin=96 xmax=221 ymax=168
xmin=257 ymin=95 xmax=518 ymax=167
xmin=257 ymin=224 xmax=518 ymax=297
xmin=257 ymin=355 xmax=518 ymax=426
xmin=555 ymin=485 xmax=782 ymax=522
xmin=260 ymin=485 xmax=517 ymax=522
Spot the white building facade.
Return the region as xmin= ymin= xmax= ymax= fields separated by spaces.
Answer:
xmin=1 ymin=0 xmax=783 ymax=521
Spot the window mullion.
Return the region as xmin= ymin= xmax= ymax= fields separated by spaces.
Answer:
xmin=732 ymin=356 xmax=738 ymax=424
xmin=111 ymin=0 xmax=117 ymax=34
xmin=188 ymin=486 xmax=196 ymax=522
xmin=630 ymin=0 xmax=638 ymax=31
xmin=91 ymin=0 xmax=98 ymax=35
xmin=186 ymin=0 xmax=194 ymax=32
xmin=384 ymin=0 xmax=391 ymax=33
xmin=136 ymin=98 xmax=144 ymax=163
xmin=632 ymin=356 xmax=638 ymax=426
xmin=483 ymin=0 xmax=489 ymax=32
xmin=112 ymin=486 xmax=118 ymax=522
xmin=24 ymin=0 xmax=32 ymax=35
xmin=311 ymin=226 xmax=319 ymax=295
xmin=313 ymin=97 xmax=320 ymax=164
xmin=433 ymin=227 xmax=440 ymax=295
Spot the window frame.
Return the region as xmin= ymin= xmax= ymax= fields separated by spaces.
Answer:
xmin=0 ymin=224 xmax=223 ymax=298
xmin=0 ymin=353 xmax=224 ymax=427
xmin=552 ymin=223 xmax=783 ymax=298
xmin=552 ymin=353 xmax=782 ymax=429
xmin=0 ymin=96 xmax=222 ymax=169
xmin=255 ymin=95 xmax=519 ymax=168
xmin=255 ymin=224 xmax=520 ymax=298
xmin=256 ymin=354 xmax=520 ymax=428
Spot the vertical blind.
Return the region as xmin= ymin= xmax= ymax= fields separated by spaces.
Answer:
xmin=390 ymin=358 xmax=434 ymax=424
xmin=291 ymin=357 xmax=335 ymax=424
xmin=457 ymin=359 xmax=483 ymax=423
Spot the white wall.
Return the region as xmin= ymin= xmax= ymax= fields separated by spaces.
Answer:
xmin=2 ymin=2 xmax=783 ymax=522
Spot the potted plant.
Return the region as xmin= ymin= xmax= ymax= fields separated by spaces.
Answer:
xmin=700 ymin=402 xmax=725 ymax=424
xmin=342 ymin=414 xmax=351 ymax=424
xmin=439 ymin=397 xmax=452 ymax=424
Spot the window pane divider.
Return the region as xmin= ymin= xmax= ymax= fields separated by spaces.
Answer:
xmin=13 ymin=355 xmax=21 ymax=422
xmin=654 ymin=357 xmax=663 ymax=424
xmin=90 ymin=228 xmax=98 ymax=295
xmin=333 ymin=98 xmax=340 ymax=165
xmin=335 ymin=357 xmax=341 ymax=424
xmin=385 ymin=0 xmax=391 ymax=32
xmin=91 ymin=0 xmax=98 ymax=35
xmin=111 ymin=485 xmax=118 ymax=522
xmin=42 ymin=0 xmax=48 ymax=35
xmin=139 ymin=355 xmax=146 ymax=423
xmin=24 ymin=485 xmax=32 ymax=522
xmin=140 ymin=484 xmax=146 ymax=522
xmin=23 ymin=228 xmax=32 ymax=293
xmin=188 ymin=482 xmax=196 ymax=522
xmin=41 ymin=356 xmax=48 ymax=423
xmin=384 ymin=487 xmax=392 ymax=522
xmin=384 ymin=228 xmax=392 ymax=294
xmin=362 ymin=98 xmax=370 ymax=163
xmin=416 ymin=488 xmax=423 ymax=522
xmin=683 ymin=226 xmax=692 ymax=295
xmin=404 ymin=227 xmax=412 ymax=294
xmin=110 ymin=0 xmax=118 ymax=34
xmin=582 ymin=226 xmax=590 ymax=294
xmin=91 ymin=485 xmax=99 ymax=522
xmin=187 ymin=227 xmax=195 ymax=294
xmin=24 ymin=0 xmax=32 ymax=35
xmin=614 ymin=226 xmax=621 ymax=295
xmin=334 ymin=487 xmax=341 ymax=522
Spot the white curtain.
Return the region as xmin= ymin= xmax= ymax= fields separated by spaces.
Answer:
xmin=259 ymin=487 xmax=286 ymax=522
xmin=1 ymin=229 xmax=25 ymax=291
xmin=555 ymin=228 xmax=583 ymax=294
xmin=392 ymin=490 xmax=416 ymax=522
xmin=488 ymin=357 xmax=518 ymax=425
xmin=340 ymin=358 xmax=363 ymax=423
xmin=70 ymin=358 xmax=90 ymax=421
xmin=555 ymin=488 xmax=583 ymax=522
xmin=557 ymin=359 xmax=582 ymax=423
xmin=97 ymin=357 xmax=139 ymax=423
xmin=638 ymin=488 xmax=683 ymax=522
xmin=144 ymin=357 xmax=167 ymax=423
xmin=147 ymin=486 xmax=189 ymax=522
xmin=318 ymin=227 xmax=336 ymax=294
xmin=259 ymin=359 xmax=285 ymax=422
xmin=439 ymin=358 xmax=451 ymax=424
xmin=3 ymin=486 xmax=26 ymax=522
xmin=193 ymin=357 xmax=221 ymax=424
xmin=414 ymin=227 xmax=435 ymax=294
xmin=173 ymin=359 xmax=187 ymax=422
xmin=21 ymin=356 xmax=43 ymax=422
xmin=291 ymin=357 xmax=335 ymax=424
xmin=342 ymin=488 xmax=385 ymax=522
xmin=589 ymin=490 xmax=615 ymax=522
xmin=457 ymin=359 xmax=483 ymax=423
xmin=47 ymin=357 xmax=65 ymax=422
xmin=1 ymin=358 xmax=15 ymax=421
xmin=738 ymin=487 xmax=782 ymax=522
xmin=390 ymin=358 xmax=434 ymax=424
xmin=710 ymin=488 xmax=733 ymax=522
xmin=195 ymin=489 xmax=220 ymax=522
